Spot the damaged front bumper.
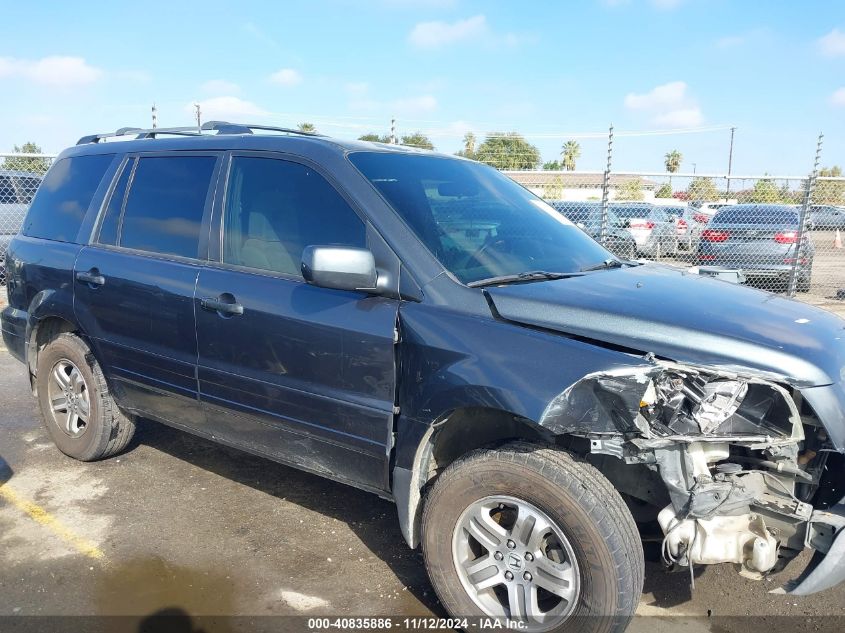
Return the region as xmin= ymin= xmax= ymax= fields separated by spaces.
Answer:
xmin=544 ymin=358 xmax=845 ymax=596
xmin=774 ymin=496 xmax=845 ymax=596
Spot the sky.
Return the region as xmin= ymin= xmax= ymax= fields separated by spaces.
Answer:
xmin=1 ymin=0 xmax=844 ymax=176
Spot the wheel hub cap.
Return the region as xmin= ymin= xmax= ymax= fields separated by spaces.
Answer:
xmin=452 ymin=495 xmax=580 ymax=631
xmin=47 ymin=359 xmax=91 ymax=438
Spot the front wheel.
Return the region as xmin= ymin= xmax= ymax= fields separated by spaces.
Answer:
xmin=422 ymin=443 xmax=643 ymax=633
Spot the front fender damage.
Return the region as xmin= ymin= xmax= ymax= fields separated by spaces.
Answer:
xmin=541 ymin=358 xmax=841 ymax=595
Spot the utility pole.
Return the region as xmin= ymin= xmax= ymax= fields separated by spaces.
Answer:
xmin=725 ymin=126 xmax=736 ymax=201
xmin=151 ymin=103 xmax=158 ymax=129
xmin=194 ymin=103 xmax=202 ymax=132
xmin=691 ymin=162 xmax=697 ymax=175
xmin=390 ymin=117 xmax=396 ymax=145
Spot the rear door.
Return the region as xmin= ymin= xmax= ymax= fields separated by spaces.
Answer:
xmin=74 ymin=152 xmax=222 ymax=426
xmin=194 ymin=153 xmax=399 ymax=492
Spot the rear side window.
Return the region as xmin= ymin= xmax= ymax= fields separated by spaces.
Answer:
xmin=21 ymin=154 xmax=113 ymax=242
xmin=714 ymin=207 xmax=798 ymax=225
xmin=120 ymin=155 xmax=216 ymax=258
xmin=223 ymin=156 xmax=365 ymax=276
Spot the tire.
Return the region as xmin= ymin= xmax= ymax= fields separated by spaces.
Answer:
xmin=36 ymin=332 xmax=135 ymax=461
xmin=422 ymin=442 xmax=643 ymax=633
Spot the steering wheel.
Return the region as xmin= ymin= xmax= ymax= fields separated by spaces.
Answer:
xmin=463 ymin=234 xmax=551 ymax=272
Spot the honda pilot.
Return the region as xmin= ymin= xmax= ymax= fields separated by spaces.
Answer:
xmin=3 ymin=122 xmax=844 ymax=633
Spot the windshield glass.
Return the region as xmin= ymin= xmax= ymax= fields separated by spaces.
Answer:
xmin=349 ymin=152 xmax=612 ymax=284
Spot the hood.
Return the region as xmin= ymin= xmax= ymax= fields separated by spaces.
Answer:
xmin=485 ymin=264 xmax=845 ymax=387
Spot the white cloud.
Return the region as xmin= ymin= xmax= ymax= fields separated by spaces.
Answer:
xmin=624 ymin=81 xmax=688 ymax=110
xmin=0 ymin=55 xmax=102 ymax=86
xmin=624 ymin=81 xmax=703 ymax=128
xmin=818 ymin=28 xmax=845 ymax=57
xmin=831 ymin=87 xmax=845 ymax=107
xmin=189 ymin=96 xmax=267 ymax=121
xmin=268 ymin=68 xmax=302 ymax=87
xmin=201 ymin=79 xmax=240 ymax=94
xmin=654 ymin=108 xmax=703 ymax=127
xmin=409 ymin=15 xmax=495 ymax=49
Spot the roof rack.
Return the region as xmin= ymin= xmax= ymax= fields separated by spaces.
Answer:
xmin=76 ymin=121 xmax=324 ymax=145
xmin=202 ymin=121 xmax=325 ymax=137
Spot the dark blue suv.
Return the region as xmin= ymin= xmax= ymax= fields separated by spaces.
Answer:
xmin=3 ymin=123 xmax=845 ymax=632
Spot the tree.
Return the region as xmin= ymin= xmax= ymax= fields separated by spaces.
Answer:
xmin=745 ymin=178 xmax=782 ymax=203
xmin=543 ymin=160 xmax=562 ymax=170
xmin=456 ymin=132 xmax=477 ymax=159
xmin=655 ymin=183 xmax=673 ymax=198
xmin=2 ymin=142 xmax=51 ymax=172
xmin=664 ymin=149 xmax=682 ymax=192
xmin=297 ymin=122 xmax=317 ymax=134
xmin=358 ymin=133 xmax=390 ymax=143
xmin=474 ymin=132 xmax=541 ymax=170
xmin=616 ymin=177 xmax=644 ymax=201
xmin=543 ymin=177 xmax=564 ymax=200
xmin=686 ymin=177 xmax=718 ymax=202
xmin=816 ymin=166 xmax=845 ymax=205
xmin=664 ymin=150 xmax=682 ymax=175
xmin=400 ymin=132 xmax=434 ymax=150
xmin=561 ymin=140 xmax=581 ymax=171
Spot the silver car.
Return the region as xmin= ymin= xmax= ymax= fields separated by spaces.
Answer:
xmin=609 ymin=203 xmax=678 ymax=257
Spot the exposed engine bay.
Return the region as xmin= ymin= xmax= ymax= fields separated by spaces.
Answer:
xmin=560 ymin=359 xmax=845 ymax=593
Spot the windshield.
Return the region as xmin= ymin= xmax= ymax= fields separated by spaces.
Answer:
xmin=349 ymin=152 xmax=612 ymax=284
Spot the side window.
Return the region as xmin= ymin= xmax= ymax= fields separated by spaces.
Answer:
xmin=120 ymin=155 xmax=216 ymax=258
xmin=223 ymin=156 xmax=365 ymax=276
xmin=97 ymin=158 xmax=134 ymax=246
xmin=21 ymin=154 xmax=114 ymax=242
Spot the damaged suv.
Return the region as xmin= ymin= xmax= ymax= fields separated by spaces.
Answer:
xmin=3 ymin=123 xmax=844 ymax=633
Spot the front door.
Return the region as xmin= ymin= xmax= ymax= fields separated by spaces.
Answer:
xmin=194 ymin=154 xmax=398 ymax=492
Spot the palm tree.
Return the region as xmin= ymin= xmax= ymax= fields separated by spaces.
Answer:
xmin=664 ymin=149 xmax=682 ymax=191
xmin=561 ymin=140 xmax=581 ymax=171
xmin=460 ymin=132 xmax=477 ymax=159
xmin=297 ymin=122 xmax=317 ymax=134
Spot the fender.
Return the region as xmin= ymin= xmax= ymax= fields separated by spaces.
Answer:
xmin=25 ymin=288 xmax=81 ymax=375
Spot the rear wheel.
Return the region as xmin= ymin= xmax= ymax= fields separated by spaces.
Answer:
xmin=422 ymin=442 xmax=643 ymax=633
xmin=36 ymin=333 xmax=135 ymax=461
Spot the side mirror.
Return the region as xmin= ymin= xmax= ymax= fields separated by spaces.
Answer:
xmin=301 ymin=246 xmax=378 ymax=293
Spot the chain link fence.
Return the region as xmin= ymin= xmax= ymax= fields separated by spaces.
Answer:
xmin=504 ymin=169 xmax=845 ymax=302
xmin=1 ymin=152 xmax=54 ymax=283
xmin=1 ymin=148 xmax=844 ymax=307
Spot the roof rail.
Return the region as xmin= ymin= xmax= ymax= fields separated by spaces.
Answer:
xmin=202 ymin=121 xmax=324 ymax=137
xmin=76 ymin=121 xmax=324 ymax=145
xmin=76 ymin=126 xmax=204 ymax=145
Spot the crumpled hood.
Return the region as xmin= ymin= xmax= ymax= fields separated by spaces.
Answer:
xmin=485 ymin=264 xmax=845 ymax=388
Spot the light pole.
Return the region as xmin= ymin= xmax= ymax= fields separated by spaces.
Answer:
xmin=725 ymin=126 xmax=736 ymax=201
xmin=691 ymin=162 xmax=697 ymax=175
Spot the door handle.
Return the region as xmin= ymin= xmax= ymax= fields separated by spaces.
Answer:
xmin=76 ymin=270 xmax=105 ymax=287
xmin=201 ymin=296 xmax=244 ymax=316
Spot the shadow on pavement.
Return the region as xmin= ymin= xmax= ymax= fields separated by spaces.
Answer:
xmin=128 ymin=420 xmax=444 ymax=616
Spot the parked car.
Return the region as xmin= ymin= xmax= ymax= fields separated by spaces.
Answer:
xmin=0 ymin=170 xmax=42 ymax=283
xmin=662 ymin=204 xmax=705 ymax=251
xmin=548 ymin=201 xmax=637 ymax=259
xmin=609 ymin=202 xmax=678 ymax=257
xmin=697 ymin=204 xmax=815 ymax=292
xmin=808 ymin=204 xmax=845 ymax=230
xmin=4 ymin=123 xmax=845 ymax=632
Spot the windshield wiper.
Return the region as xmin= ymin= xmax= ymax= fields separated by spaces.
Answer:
xmin=468 ymin=270 xmax=582 ymax=288
xmin=580 ymin=258 xmax=639 ymax=272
